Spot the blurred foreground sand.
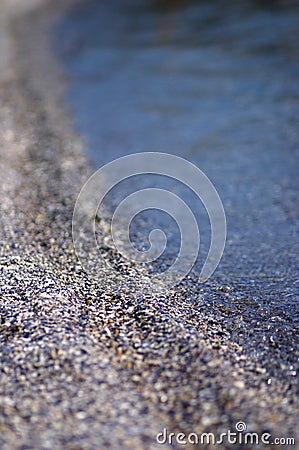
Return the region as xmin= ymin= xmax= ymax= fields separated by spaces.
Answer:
xmin=0 ymin=1 xmax=298 ymax=449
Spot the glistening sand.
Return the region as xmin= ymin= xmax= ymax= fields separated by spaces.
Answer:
xmin=0 ymin=1 xmax=298 ymax=449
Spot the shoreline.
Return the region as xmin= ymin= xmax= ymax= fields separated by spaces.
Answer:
xmin=0 ymin=1 xmax=298 ymax=449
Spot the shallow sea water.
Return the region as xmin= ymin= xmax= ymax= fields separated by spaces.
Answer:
xmin=55 ymin=0 xmax=299 ymax=319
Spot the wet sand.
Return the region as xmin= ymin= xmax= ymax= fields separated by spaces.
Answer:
xmin=0 ymin=1 xmax=298 ymax=449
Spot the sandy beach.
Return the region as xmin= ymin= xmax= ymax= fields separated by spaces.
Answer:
xmin=0 ymin=1 xmax=298 ymax=449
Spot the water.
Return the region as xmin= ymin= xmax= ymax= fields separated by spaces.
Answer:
xmin=55 ymin=0 xmax=299 ymax=317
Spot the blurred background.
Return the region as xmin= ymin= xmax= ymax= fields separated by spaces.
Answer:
xmin=55 ymin=0 xmax=298 ymax=310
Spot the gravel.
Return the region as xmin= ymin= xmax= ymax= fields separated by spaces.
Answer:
xmin=0 ymin=1 xmax=298 ymax=449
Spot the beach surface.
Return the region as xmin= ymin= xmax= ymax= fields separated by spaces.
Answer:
xmin=0 ymin=1 xmax=298 ymax=449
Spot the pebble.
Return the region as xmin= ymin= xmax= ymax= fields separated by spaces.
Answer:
xmin=0 ymin=1 xmax=297 ymax=449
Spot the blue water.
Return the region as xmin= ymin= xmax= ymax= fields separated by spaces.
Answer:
xmin=55 ymin=0 xmax=299 ymax=316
